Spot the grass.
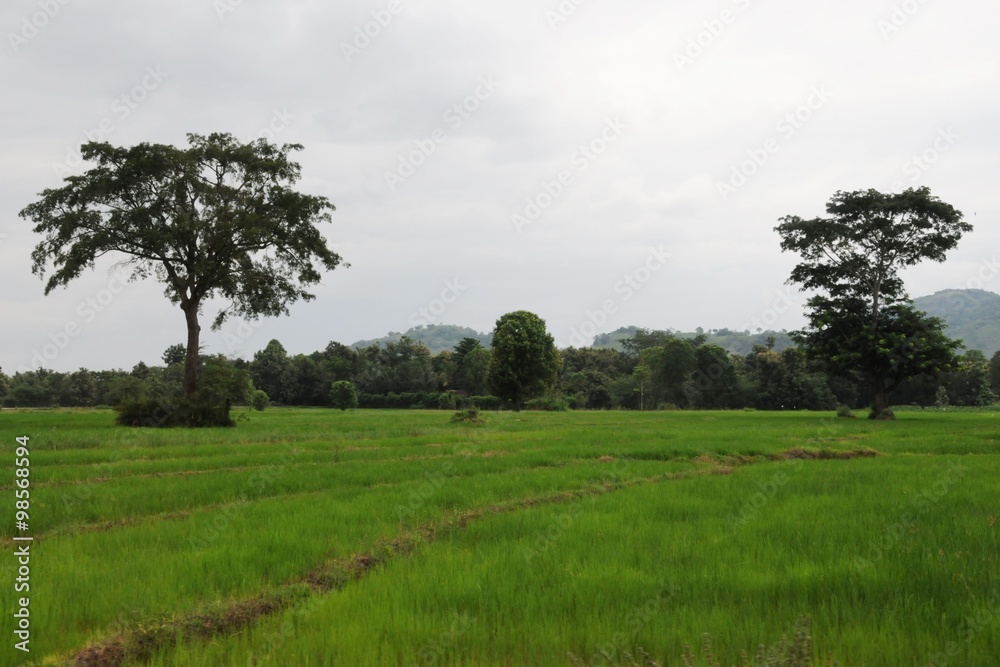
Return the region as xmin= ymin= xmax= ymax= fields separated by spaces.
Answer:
xmin=0 ymin=407 xmax=998 ymax=665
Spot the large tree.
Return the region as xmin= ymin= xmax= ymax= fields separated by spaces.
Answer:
xmin=486 ymin=311 xmax=560 ymax=411
xmin=21 ymin=132 xmax=344 ymax=398
xmin=775 ymin=187 xmax=970 ymax=417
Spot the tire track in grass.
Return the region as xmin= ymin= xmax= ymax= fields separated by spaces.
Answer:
xmin=67 ymin=468 xmax=721 ymax=667
xmin=65 ymin=448 xmax=879 ymax=666
xmin=0 ymin=456 xmax=582 ymax=545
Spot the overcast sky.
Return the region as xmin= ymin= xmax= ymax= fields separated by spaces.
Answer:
xmin=2 ymin=0 xmax=998 ymax=373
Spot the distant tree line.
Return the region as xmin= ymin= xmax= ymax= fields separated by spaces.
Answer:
xmin=2 ymin=329 xmax=995 ymax=411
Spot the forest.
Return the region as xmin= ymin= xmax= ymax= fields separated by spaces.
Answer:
xmin=3 ymin=325 xmax=996 ymax=412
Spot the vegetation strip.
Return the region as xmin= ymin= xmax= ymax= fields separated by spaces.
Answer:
xmin=67 ymin=470 xmax=704 ymax=666
xmin=66 ymin=451 xmax=877 ymax=667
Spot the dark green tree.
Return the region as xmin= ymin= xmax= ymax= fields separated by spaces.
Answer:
xmin=250 ymin=339 xmax=296 ymax=405
xmin=21 ymin=132 xmax=345 ymax=398
xmin=329 ymin=380 xmax=359 ymax=411
xmin=656 ymin=338 xmax=698 ymax=407
xmin=453 ymin=337 xmax=485 ymax=367
xmin=162 ymin=344 xmax=186 ymax=366
xmin=66 ymin=368 xmax=99 ymax=407
xmin=989 ymin=350 xmax=1000 ymax=395
xmin=486 ymin=311 xmax=560 ymax=411
xmin=0 ymin=368 xmax=9 ymax=405
xmin=686 ymin=344 xmax=742 ymax=409
xmin=320 ymin=341 xmax=359 ymax=382
xmin=621 ymin=328 xmax=675 ymax=359
xmin=776 ymin=187 xmax=970 ymax=417
xmin=943 ymin=350 xmax=996 ymax=407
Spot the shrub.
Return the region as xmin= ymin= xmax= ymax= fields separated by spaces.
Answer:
xmin=115 ymin=393 xmax=234 ymax=428
xmin=836 ymin=404 xmax=856 ymax=419
xmin=450 ymin=408 xmax=485 ymax=424
xmin=525 ymin=395 xmax=568 ymax=411
xmin=873 ymin=408 xmax=896 ymax=421
xmin=470 ymin=395 xmax=507 ymax=411
xmin=251 ymin=390 xmax=270 ymax=411
xmin=169 ymin=394 xmax=235 ymax=427
xmin=437 ymin=392 xmax=458 ymax=410
xmin=329 ymin=381 xmax=359 ymax=411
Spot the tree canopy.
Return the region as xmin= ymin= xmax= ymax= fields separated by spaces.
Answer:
xmin=21 ymin=132 xmax=345 ymax=400
xmin=486 ymin=311 xmax=560 ymax=411
xmin=776 ymin=187 xmax=970 ymax=417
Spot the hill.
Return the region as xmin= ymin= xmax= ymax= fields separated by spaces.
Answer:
xmin=348 ymin=289 xmax=1000 ymax=357
xmin=591 ymin=327 xmax=795 ymax=354
xmin=351 ymin=324 xmax=492 ymax=354
xmin=913 ymin=289 xmax=1000 ymax=356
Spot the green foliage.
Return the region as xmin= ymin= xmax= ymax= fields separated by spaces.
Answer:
xmin=486 ymin=311 xmax=560 ymax=411
xmin=21 ymin=132 xmax=344 ymax=398
xmin=251 ymin=340 xmax=296 ymax=405
xmin=777 ymin=187 xmax=970 ymax=417
xmin=437 ymin=392 xmax=458 ymax=410
xmin=355 ymin=336 xmax=436 ymax=395
xmin=114 ymin=356 xmax=250 ymax=427
xmin=449 ymin=408 xmax=485 ymax=424
xmin=934 ymin=385 xmax=950 ymax=407
xmin=686 ymin=344 xmax=743 ymax=409
xmin=524 ymin=395 xmax=569 ymax=411
xmin=329 ymin=380 xmax=359 ymax=411
xmin=162 ymin=344 xmax=186 ymax=366
xmin=115 ymin=394 xmax=234 ymax=428
xmin=251 ymin=390 xmax=270 ymax=411
xmin=620 ymin=328 xmax=676 ymax=358
xmin=836 ymin=404 xmax=856 ymax=419
xmin=873 ymin=408 xmax=896 ymax=421
xmin=453 ymin=341 xmax=491 ymax=395
xmin=114 ymin=396 xmax=174 ymax=427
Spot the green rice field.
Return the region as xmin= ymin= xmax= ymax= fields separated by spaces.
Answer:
xmin=1 ymin=408 xmax=998 ymax=666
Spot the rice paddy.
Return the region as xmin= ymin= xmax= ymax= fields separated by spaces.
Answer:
xmin=1 ymin=408 xmax=998 ymax=666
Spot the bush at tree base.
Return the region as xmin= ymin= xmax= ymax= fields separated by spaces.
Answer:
xmin=115 ymin=393 xmax=235 ymax=428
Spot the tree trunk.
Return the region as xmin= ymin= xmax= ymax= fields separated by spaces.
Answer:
xmin=183 ymin=305 xmax=201 ymax=397
xmin=869 ymin=381 xmax=892 ymax=419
